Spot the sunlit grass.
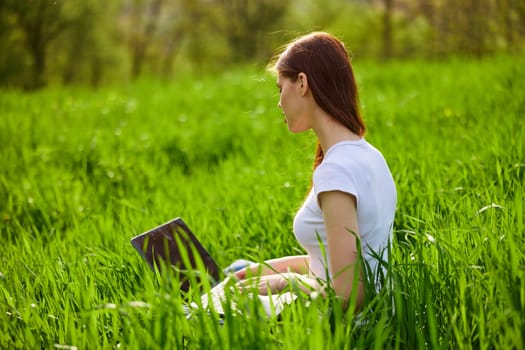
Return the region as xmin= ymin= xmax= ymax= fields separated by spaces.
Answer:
xmin=1 ymin=55 xmax=524 ymax=349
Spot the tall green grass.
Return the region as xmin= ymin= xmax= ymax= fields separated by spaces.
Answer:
xmin=1 ymin=55 xmax=524 ymax=349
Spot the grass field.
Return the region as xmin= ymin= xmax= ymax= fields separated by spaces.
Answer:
xmin=1 ymin=55 xmax=524 ymax=349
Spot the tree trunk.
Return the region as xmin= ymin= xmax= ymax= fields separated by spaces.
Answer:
xmin=91 ymin=56 xmax=103 ymax=88
xmin=419 ymin=0 xmax=436 ymax=56
xmin=466 ymin=0 xmax=485 ymax=57
xmin=30 ymin=42 xmax=46 ymax=89
xmin=161 ymin=29 xmax=185 ymax=78
xmin=131 ymin=0 xmax=163 ymax=78
xmin=382 ymin=0 xmax=394 ymax=59
xmin=25 ymin=8 xmax=47 ymax=89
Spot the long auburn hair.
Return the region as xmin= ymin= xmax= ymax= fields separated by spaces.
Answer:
xmin=269 ymin=32 xmax=366 ymax=169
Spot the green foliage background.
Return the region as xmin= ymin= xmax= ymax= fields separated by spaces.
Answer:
xmin=1 ymin=0 xmax=524 ymax=89
xmin=1 ymin=55 xmax=524 ymax=348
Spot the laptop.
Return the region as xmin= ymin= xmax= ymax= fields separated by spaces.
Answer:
xmin=130 ymin=217 xmax=296 ymax=317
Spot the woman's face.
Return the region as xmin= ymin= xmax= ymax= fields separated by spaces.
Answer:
xmin=277 ymin=73 xmax=311 ymax=133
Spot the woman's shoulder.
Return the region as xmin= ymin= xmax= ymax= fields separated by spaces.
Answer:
xmin=318 ymin=139 xmax=390 ymax=178
xmin=324 ymin=139 xmax=381 ymax=162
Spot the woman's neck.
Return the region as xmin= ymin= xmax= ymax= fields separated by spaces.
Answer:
xmin=312 ymin=110 xmax=361 ymax=154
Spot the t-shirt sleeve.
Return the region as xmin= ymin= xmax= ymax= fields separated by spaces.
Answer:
xmin=313 ymin=161 xmax=359 ymax=205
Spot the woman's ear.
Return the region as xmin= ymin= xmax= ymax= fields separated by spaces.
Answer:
xmin=297 ymin=72 xmax=308 ymax=96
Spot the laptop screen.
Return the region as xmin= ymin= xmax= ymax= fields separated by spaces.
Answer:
xmin=131 ymin=217 xmax=221 ymax=292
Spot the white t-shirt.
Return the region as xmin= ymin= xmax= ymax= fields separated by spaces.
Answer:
xmin=293 ymin=139 xmax=397 ymax=286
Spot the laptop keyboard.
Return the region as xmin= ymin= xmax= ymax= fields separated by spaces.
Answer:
xmin=194 ymin=278 xmax=297 ymax=317
xmin=200 ymin=279 xmax=235 ymax=314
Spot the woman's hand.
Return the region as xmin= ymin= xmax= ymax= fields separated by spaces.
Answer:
xmin=236 ymin=274 xmax=288 ymax=295
xmin=233 ymin=266 xmax=252 ymax=280
xmin=233 ymin=256 xmax=310 ymax=281
xmin=236 ymin=272 xmax=322 ymax=296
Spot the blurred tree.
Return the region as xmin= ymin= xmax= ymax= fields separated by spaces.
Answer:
xmin=59 ymin=0 xmax=122 ymax=87
xmin=417 ymin=0 xmax=438 ymax=56
xmin=120 ymin=0 xmax=225 ymax=78
xmin=2 ymin=0 xmax=72 ymax=89
xmin=214 ymin=0 xmax=290 ymax=62
xmin=465 ymin=0 xmax=487 ymax=57
xmin=419 ymin=0 xmax=525 ymax=57
xmin=165 ymin=0 xmax=224 ymax=72
xmin=381 ymin=0 xmax=394 ymax=59
xmin=1 ymin=0 xmax=524 ymax=89
xmin=499 ymin=0 xmax=525 ymax=52
xmin=126 ymin=0 xmax=164 ymax=78
xmin=158 ymin=0 xmax=187 ymax=77
xmin=0 ymin=1 xmax=27 ymax=87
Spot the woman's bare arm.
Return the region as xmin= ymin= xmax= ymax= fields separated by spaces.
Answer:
xmin=234 ymin=255 xmax=310 ymax=280
xmin=318 ymin=190 xmax=365 ymax=310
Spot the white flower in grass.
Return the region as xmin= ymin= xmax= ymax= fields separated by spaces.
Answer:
xmin=309 ymin=291 xmax=319 ymax=300
xmin=127 ymin=301 xmax=150 ymax=308
xmin=478 ymin=203 xmax=504 ymax=214
xmin=54 ymin=345 xmax=78 ymax=350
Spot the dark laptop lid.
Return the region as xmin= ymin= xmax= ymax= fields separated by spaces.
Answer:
xmin=130 ymin=217 xmax=221 ymax=292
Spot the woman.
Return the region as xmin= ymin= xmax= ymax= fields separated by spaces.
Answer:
xmin=235 ymin=32 xmax=397 ymax=310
